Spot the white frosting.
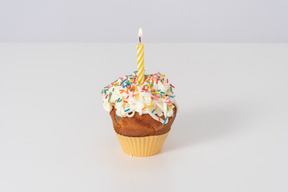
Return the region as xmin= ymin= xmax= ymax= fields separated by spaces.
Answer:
xmin=101 ymin=72 xmax=176 ymax=124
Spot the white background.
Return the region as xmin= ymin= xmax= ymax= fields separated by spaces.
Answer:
xmin=0 ymin=43 xmax=288 ymax=191
xmin=0 ymin=0 xmax=288 ymax=42
xmin=1 ymin=0 xmax=288 ymax=191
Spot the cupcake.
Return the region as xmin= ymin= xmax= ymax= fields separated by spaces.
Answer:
xmin=101 ymin=71 xmax=177 ymax=157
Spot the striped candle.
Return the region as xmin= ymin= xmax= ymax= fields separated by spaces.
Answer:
xmin=137 ymin=28 xmax=145 ymax=84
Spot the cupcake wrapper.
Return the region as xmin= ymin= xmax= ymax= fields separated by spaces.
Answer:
xmin=115 ymin=132 xmax=169 ymax=157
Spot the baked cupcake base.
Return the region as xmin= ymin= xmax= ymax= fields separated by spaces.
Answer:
xmin=110 ymin=107 xmax=176 ymax=157
xmin=115 ymin=131 xmax=169 ymax=157
xmin=110 ymin=107 xmax=177 ymax=137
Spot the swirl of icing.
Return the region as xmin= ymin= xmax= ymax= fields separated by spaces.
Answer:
xmin=101 ymin=71 xmax=176 ymax=124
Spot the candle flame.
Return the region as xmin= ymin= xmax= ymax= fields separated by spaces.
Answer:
xmin=138 ymin=27 xmax=143 ymax=37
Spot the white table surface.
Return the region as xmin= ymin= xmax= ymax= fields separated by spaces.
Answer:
xmin=0 ymin=43 xmax=287 ymax=192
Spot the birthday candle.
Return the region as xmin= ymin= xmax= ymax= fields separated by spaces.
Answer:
xmin=137 ymin=27 xmax=145 ymax=84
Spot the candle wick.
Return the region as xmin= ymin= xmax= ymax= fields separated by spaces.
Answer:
xmin=139 ymin=37 xmax=141 ymax=43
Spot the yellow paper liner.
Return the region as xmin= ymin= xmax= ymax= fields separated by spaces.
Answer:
xmin=115 ymin=131 xmax=169 ymax=157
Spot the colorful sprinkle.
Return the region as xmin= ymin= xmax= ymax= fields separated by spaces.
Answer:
xmin=163 ymin=116 xmax=168 ymax=124
xmin=108 ymin=93 xmax=112 ymax=102
xmin=120 ymin=79 xmax=126 ymax=85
